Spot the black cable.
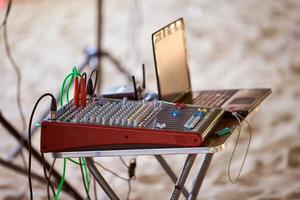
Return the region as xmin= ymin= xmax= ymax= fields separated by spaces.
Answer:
xmin=119 ymin=156 xmax=129 ymax=169
xmin=79 ymin=158 xmax=91 ymax=200
xmin=89 ymin=68 xmax=98 ymax=92
xmin=28 ymin=93 xmax=55 ymax=200
xmin=81 ymin=72 xmax=87 ymax=81
xmin=0 ymin=0 xmax=12 ymax=31
xmin=118 ymin=157 xmax=135 ymax=200
xmin=2 ymin=0 xmax=27 ymax=139
xmin=126 ymin=179 xmax=131 ymax=200
xmin=41 ymin=153 xmax=56 ymax=200
xmin=2 ymin=0 xmax=30 ymax=174
xmin=47 ymin=158 xmax=56 ymax=200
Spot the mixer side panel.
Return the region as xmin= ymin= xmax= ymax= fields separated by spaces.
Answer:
xmin=41 ymin=121 xmax=202 ymax=152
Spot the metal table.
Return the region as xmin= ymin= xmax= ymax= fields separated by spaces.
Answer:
xmin=52 ymin=118 xmax=236 ymax=200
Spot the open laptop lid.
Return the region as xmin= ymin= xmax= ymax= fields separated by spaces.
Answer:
xmin=152 ymin=18 xmax=192 ymax=102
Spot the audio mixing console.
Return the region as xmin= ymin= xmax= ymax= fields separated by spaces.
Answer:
xmin=41 ymin=97 xmax=224 ymax=152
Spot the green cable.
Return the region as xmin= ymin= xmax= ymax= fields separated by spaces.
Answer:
xmin=66 ymin=74 xmax=74 ymax=102
xmin=60 ymin=73 xmax=74 ymax=107
xmin=65 ymin=67 xmax=90 ymax=193
xmin=82 ymin=158 xmax=90 ymax=192
xmin=67 ymin=158 xmax=91 ymax=197
xmin=66 ymin=67 xmax=76 ymax=102
xmin=54 ymin=158 xmax=67 ymax=200
xmin=55 ymin=67 xmax=88 ymax=200
xmin=55 ymin=68 xmax=77 ymax=199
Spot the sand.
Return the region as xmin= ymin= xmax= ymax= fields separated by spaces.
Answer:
xmin=0 ymin=0 xmax=299 ymax=199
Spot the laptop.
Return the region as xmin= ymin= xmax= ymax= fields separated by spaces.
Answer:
xmin=152 ymin=18 xmax=271 ymax=115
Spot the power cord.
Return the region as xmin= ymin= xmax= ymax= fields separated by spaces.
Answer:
xmin=88 ymin=68 xmax=99 ymax=93
xmin=47 ymin=158 xmax=57 ymax=200
xmin=0 ymin=0 xmax=12 ymax=31
xmin=1 ymin=0 xmax=28 ymax=171
xmin=227 ymin=111 xmax=252 ymax=184
xmin=119 ymin=156 xmax=136 ymax=200
xmin=2 ymin=0 xmax=26 ymax=133
xmin=41 ymin=153 xmax=56 ymax=200
xmin=28 ymin=93 xmax=56 ymax=200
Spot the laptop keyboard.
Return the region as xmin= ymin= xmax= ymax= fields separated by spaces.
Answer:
xmin=193 ymin=90 xmax=237 ymax=107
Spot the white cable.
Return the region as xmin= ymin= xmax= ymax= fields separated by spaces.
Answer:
xmin=227 ymin=111 xmax=252 ymax=184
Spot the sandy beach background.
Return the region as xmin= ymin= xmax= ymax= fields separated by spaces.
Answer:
xmin=0 ymin=0 xmax=299 ymax=199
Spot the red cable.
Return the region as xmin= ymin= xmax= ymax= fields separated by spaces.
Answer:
xmin=80 ymin=77 xmax=86 ymax=107
xmin=74 ymin=77 xmax=79 ymax=107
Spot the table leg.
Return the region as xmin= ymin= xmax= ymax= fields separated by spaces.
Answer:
xmin=188 ymin=153 xmax=213 ymax=200
xmin=169 ymin=154 xmax=197 ymax=200
xmin=155 ymin=155 xmax=189 ymax=198
xmin=85 ymin=158 xmax=120 ymax=200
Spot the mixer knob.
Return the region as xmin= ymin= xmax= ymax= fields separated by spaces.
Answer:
xmin=133 ymin=119 xmax=139 ymax=127
xmin=96 ymin=116 xmax=101 ymax=123
xmin=122 ymin=97 xmax=127 ymax=106
xmin=156 ymin=122 xmax=166 ymax=129
xmin=127 ymin=118 xmax=133 ymax=126
xmin=109 ymin=118 xmax=114 ymax=125
xmin=102 ymin=117 xmax=107 ymax=124
xmin=198 ymin=108 xmax=207 ymax=113
xmin=75 ymin=116 xmax=80 ymax=122
xmin=121 ymin=118 xmax=127 ymax=126
xmin=175 ymin=102 xmax=185 ymax=110
xmin=90 ymin=115 xmax=95 ymax=122
xmin=194 ymin=111 xmax=204 ymax=118
xmin=171 ymin=110 xmax=181 ymax=117
xmin=153 ymin=99 xmax=158 ymax=107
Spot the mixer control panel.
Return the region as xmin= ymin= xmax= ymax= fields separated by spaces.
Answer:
xmin=41 ymin=98 xmax=224 ymax=152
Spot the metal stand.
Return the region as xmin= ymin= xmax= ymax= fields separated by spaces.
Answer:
xmin=52 ymin=142 xmax=226 ymax=200
xmin=86 ymin=158 xmax=119 ymax=200
xmin=170 ymin=154 xmax=197 ymax=200
xmin=188 ymin=153 xmax=213 ymax=200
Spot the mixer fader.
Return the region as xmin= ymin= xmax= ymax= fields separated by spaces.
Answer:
xmin=41 ymin=97 xmax=224 ymax=152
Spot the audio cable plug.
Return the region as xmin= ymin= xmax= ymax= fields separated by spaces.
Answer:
xmin=74 ymin=76 xmax=79 ymax=107
xmin=128 ymin=158 xmax=137 ymax=179
xmin=86 ymin=78 xmax=94 ymax=99
xmin=80 ymin=77 xmax=87 ymax=107
xmin=50 ymin=97 xmax=57 ymax=120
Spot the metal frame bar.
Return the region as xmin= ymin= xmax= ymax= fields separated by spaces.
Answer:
xmin=155 ymin=155 xmax=189 ymax=198
xmin=52 ymin=145 xmax=224 ymax=158
xmin=169 ymin=154 xmax=197 ymax=200
xmin=188 ymin=153 xmax=213 ymax=200
xmin=67 ymin=151 xmax=215 ymax=200
xmin=86 ymin=158 xmax=120 ymax=200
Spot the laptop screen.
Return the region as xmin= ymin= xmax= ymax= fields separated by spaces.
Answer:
xmin=152 ymin=18 xmax=191 ymax=102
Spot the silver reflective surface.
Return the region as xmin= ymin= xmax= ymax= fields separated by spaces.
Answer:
xmin=153 ymin=19 xmax=191 ymax=101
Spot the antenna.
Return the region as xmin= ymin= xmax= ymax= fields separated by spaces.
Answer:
xmin=142 ymin=64 xmax=146 ymax=89
xmin=132 ymin=76 xmax=138 ymax=100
